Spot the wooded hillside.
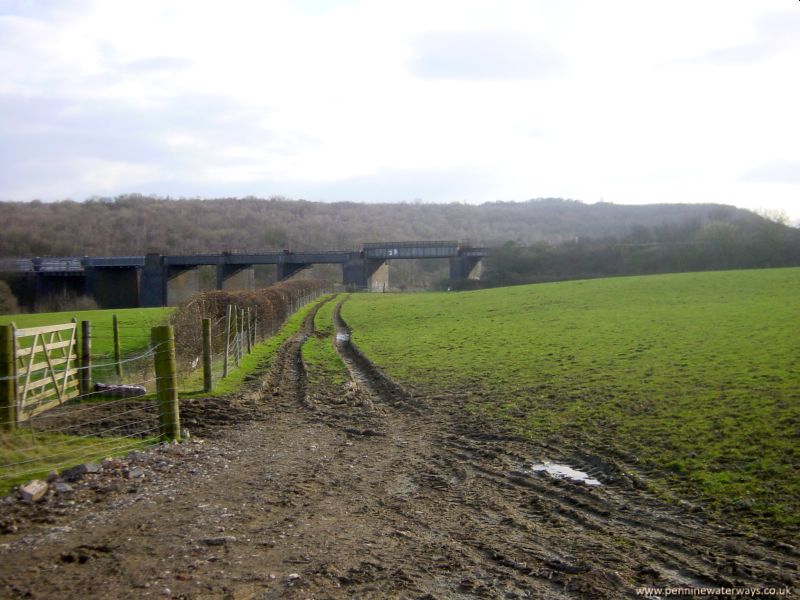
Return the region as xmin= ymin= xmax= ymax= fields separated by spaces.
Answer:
xmin=2 ymin=196 xmax=797 ymax=299
xmin=0 ymin=195 xmax=773 ymax=257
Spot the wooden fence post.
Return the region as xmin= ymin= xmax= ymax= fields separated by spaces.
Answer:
xmin=223 ymin=304 xmax=232 ymax=379
xmin=0 ymin=324 xmax=17 ymax=430
xmin=113 ymin=314 xmax=122 ymax=381
xmin=232 ymin=308 xmax=240 ymax=367
xmin=202 ymin=317 xmax=212 ymax=392
xmin=246 ymin=308 xmax=252 ymax=354
xmin=239 ymin=308 xmax=246 ymax=358
xmin=80 ymin=320 xmax=92 ymax=396
xmin=152 ymin=325 xmax=180 ymax=441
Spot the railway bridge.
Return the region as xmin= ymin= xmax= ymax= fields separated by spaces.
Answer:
xmin=0 ymin=241 xmax=487 ymax=308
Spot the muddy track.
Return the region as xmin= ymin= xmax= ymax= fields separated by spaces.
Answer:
xmin=331 ymin=297 xmax=415 ymax=411
xmin=263 ymin=294 xmax=333 ymax=409
xmin=317 ymin=298 xmax=798 ymax=596
xmin=0 ymin=295 xmax=796 ymax=599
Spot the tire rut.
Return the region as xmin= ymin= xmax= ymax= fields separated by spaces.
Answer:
xmin=264 ymin=294 xmax=333 ymax=409
xmin=318 ymin=296 xmax=798 ymax=596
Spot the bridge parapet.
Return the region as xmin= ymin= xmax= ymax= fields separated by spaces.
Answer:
xmin=363 ymin=241 xmax=459 ymax=259
xmin=84 ymin=256 xmax=145 ymax=268
xmin=459 ymin=247 xmax=489 ymax=257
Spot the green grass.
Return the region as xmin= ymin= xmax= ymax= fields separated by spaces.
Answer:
xmin=0 ymin=429 xmax=158 ymax=495
xmin=341 ymin=268 xmax=800 ymax=535
xmin=0 ymin=308 xmax=170 ymax=494
xmin=302 ymin=296 xmax=348 ymax=387
xmin=0 ymin=307 xmax=174 ymax=358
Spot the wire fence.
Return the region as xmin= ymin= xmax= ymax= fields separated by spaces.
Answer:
xmin=172 ymin=286 xmax=329 ymax=391
xmin=0 ymin=351 xmax=164 ymax=492
xmin=0 ymin=281 xmax=328 ymax=494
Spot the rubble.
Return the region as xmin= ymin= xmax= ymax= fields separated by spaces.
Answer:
xmin=61 ymin=463 xmax=101 ymax=482
xmin=20 ymin=480 xmax=47 ymax=503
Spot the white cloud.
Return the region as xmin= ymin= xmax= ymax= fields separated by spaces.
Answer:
xmin=744 ymin=161 xmax=800 ymax=185
xmin=410 ymin=30 xmax=563 ymax=81
xmin=0 ymin=0 xmax=798 ymax=221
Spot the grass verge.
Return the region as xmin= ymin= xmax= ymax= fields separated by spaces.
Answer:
xmin=0 ymin=430 xmax=158 ymax=495
xmin=302 ymin=295 xmax=348 ymax=387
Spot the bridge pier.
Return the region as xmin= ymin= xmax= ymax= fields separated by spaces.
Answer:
xmin=342 ymin=258 xmax=388 ymax=291
xmin=216 ymin=264 xmax=255 ymax=292
xmin=139 ymin=254 xmax=167 ymax=307
xmin=277 ymin=263 xmax=311 ymax=281
xmin=449 ymin=256 xmax=483 ymax=280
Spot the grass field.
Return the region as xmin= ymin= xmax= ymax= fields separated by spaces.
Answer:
xmin=0 ymin=307 xmax=174 ymax=358
xmin=341 ymin=268 xmax=800 ymax=534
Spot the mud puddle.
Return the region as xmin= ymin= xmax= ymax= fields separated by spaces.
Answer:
xmin=527 ymin=461 xmax=602 ymax=485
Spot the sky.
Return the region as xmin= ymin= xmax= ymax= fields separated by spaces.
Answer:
xmin=1 ymin=0 xmax=798 ymax=223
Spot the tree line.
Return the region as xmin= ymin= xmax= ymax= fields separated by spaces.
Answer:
xmin=0 ymin=195 xmax=777 ymax=257
xmin=451 ymin=214 xmax=800 ymax=289
xmin=0 ymin=195 xmax=797 ymax=305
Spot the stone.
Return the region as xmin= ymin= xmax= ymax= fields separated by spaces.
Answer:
xmin=20 ymin=480 xmax=48 ymax=502
xmin=53 ymin=482 xmax=74 ymax=495
xmin=61 ymin=463 xmax=101 ymax=481
xmin=200 ymin=536 xmax=236 ymax=546
xmin=102 ymin=458 xmax=124 ymax=470
xmin=124 ymin=467 xmax=145 ymax=479
xmin=46 ymin=470 xmax=59 ymax=483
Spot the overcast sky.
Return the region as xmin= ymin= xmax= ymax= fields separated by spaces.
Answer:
xmin=1 ymin=0 xmax=798 ymax=222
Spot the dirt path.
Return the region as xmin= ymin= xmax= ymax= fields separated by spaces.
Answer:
xmin=0 ymin=298 xmax=796 ymax=599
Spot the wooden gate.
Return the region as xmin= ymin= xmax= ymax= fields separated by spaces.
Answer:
xmin=12 ymin=321 xmax=80 ymax=421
